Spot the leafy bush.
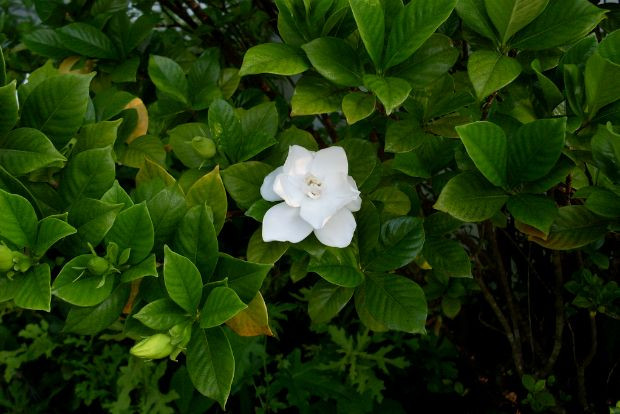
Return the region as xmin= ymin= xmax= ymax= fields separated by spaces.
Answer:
xmin=0 ymin=0 xmax=619 ymax=412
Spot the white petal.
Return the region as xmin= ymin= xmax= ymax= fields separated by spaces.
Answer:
xmin=260 ymin=167 xmax=283 ymax=202
xmin=314 ymin=208 xmax=356 ymax=248
xmin=299 ymin=173 xmax=359 ymax=229
xmin=262 ymin=203 xmax=313 ymax=243
xmin=310 ymin=146 xmax=348 ymax=177
xmin=345 ymin=176 xmax=361 ymax=212
xmin=283 ymin=145 xmax=314 ymax=176
xmin=273 ymin=174 xmax=305 ymax=207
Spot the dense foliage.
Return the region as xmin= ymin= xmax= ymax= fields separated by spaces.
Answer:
xmin=0 ymin=0 xmax=619 ymax=412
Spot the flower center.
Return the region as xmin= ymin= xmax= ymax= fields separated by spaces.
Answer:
xmin=304 ymin=174 xmax=323 ymax=199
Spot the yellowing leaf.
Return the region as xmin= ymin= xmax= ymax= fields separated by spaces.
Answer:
xmin=225 ymin=292 xmax=273 ymax=337
xmin=59 ymin=56 xmax=94 ymax=74
xmin=123 ymin=97 xmax=149 ymax=144
xmin=136 ymin=157 xmax=176 ymax=187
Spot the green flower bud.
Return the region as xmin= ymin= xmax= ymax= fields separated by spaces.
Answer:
xmin=191 ymin=136 xmax=216 ymax=159
xmin=0 ymin=245 xmax=14 ymax=272
xmin=12 ymin=252 xmax=31 ymax=273
xmin=130 ymin=334 xmax=174 ymax=360
xmin=87 ymin=256 xmax=110 ymax=276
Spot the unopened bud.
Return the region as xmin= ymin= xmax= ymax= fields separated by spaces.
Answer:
xmin=191 ymin=136 xmax=216 ymax=158
xmin=130 ymin=334 xmax=174 ymax=359
xmin=0 ymin=245 xmax=14 ymax=272
xmin=87 ymin=256 xmax=110 ymax=276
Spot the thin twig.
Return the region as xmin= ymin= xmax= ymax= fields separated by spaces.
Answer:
xmin=538 ymin=252 xmax=565 ymax=377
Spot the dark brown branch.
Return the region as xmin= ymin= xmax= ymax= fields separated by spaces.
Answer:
xmin=160 ymin=0 xmax=198 ymax=29
xmin=320 ymin=114 xmax=339 ymax=142
xmin=538 ymin=252 xmax=565 ymax=377
xmin=577 ymin=312 xmax=598 ymax=412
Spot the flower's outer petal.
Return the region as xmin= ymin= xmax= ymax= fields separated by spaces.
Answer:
xmin=262 ymin=203 xmax=313 ymax=243
xmin=283 ymin=145 xmax=314 ymax=176
xmin=273 ymin=174 xmax=305 ymax=207
xmin=299 ymin=173 xmax=359 ymax=229
xmin=314 ymin=208 xmax=356 ymax=248
xmin=345 ymin=176 xmax=361 ymax=212
xmin=260 ymin=167 xmax=283 ymax=202
xmin=310 ymin=146 xmax=348 ymax=177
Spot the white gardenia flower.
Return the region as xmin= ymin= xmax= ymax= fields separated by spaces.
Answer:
xmin=260 ymin=145 xmax=361 ymax=248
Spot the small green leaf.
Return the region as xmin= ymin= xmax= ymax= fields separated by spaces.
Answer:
xmin=302 ymin=37 xmax=362 ymax=87
xmin=221 ymin=162 xmax=273 ymax=210
xmin=468 ymin=50 xmax=521 ymax=100
xmin=291 ymin=76 xmax=346 ymax=116
xmin=435 ymin=172 xmax=508 ymax=222
xmin=363 ymin=74 xmax=411 ymax=115
xmin=507 ymin=194 xmax=558 ymax=236
xmin=63 ymin=284 xmax=130 ymax=335
xmin=134 ymin=298 xmax=190 ymax=330
xmin=105 ymin=202 xmax=154 ymax=264
xmin=455 ymin=0 xmax=497 ymax=42
xmin=57 ymin=22 xmax=117 ymax=58
xmin=52 ymin=255 xmax=114 ymax=306
xmin=186 ymin=326 xmax=234 ymax=410
xmin=214 ymin=253 xmax=271 ymax=302
xmin=186 ymin=166 xmax=227 ymax=234
xmin=365 ymin=217 xmax=425 ymax=272
xmin=199 ymin=287 xmax=248 ymax=328
xmin=585 ymin=32 xmax=620 ymax=118
xmin=13 ymin=264 xmax=51 ymax=311
xmin=308 ymin=279 xmax=354 ymax=324
xmin=120 ymin=254 xmax=158 ymax=283
xmin=246 ymin=228 xmax=288 ymax=264
xmin=148 ymin=55 xmax=188 ymax=104
xmin=342 ymin=92 xmax=376 ymax=124
xmin=164 ymin=245 xmax=203 ymax=313
xmin=0 ymin=188 xmax=38 ymax=248
xmin=484 ymin=0 xmax=549 ymax=44
xmin=34 ymin=216 xmax=76 ymax=257
xmin=59 ymin=147 xmax=115 ymax=204
xmin=423 ymin=237 xmax=471 ymax=278
xmin=173 ymin=204 xmax=219 ymax=280
xmin=456 ymin=121 xmax=508 ymax=187
xmin=529 ymin=206 xmax=609 ymax=250
xmin=349 ymin=0 xmax=385 ymax=67
xmin=0 ymin=80 xmax=18 ymax=134
xmin=308 ymin=247 xmax=364 ymax=288
xmin=239 ymin=43 xmax=309 ymax=76
xmin=63 ymin=198 xmax=123 ymax=254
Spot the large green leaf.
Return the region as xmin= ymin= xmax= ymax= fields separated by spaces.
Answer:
xmin=20 ymin=73 xmax=94 ymax=147
xmin=34 ymin=216 xmax=76 ymax=258
xmin=434 ymin=172 xmax=508 ymax=222
xmin=385 ymin=117 xmax=426 ymax=153
xmin=363 ymin=75 xmax=411 ymax=115
xmin=186 ymin=326 xmax=234 ymax=410
xmin=186 ymin=166 xmax=227 ymax=234
xmin=382 ymin=0 xmax=457 ymax=69
xmin=148 ymin=55 xmax=188 ymax=104
xmin=133 ymin=298 xmax=189 ymax=330
xmin=22 ymin=29 xmax=70 ymax=59
xmin=585 ymin=32 xmax=620 ymax=118
xmin=342 ymin=92 xmax=376 ymax=125
xmin=199 ymin=287 xmax=247 ymax=328
xmin=356 ymin=273 xmax=427 ymax=333
xmin=0 ymin=128 xmax=65 ymax=177
xmin=52 ymin=255 xmax=115 ymax=306
xmin=63 ymin=198 xmax=122 ymax=254
xmin=246 ymin=229 xmax=288 ymax=264
xmin=163 ymin=245 xmax=203 ymax=313
xmin=591 ymin=123 xmax=620 ymax=182
xmin=584 ymin=188 xmax=620 ymax=218
xmin=173 ymin=204 xmax=219 ymax=280
xmin=423 ymin=237 xmax=471 ymax=278
xmin=511 ymin=0 xmax=605 ymax=51
xmin=531 ymin=59 xmax=564 ymax=112
xmin=57 ymin=22 xmax=117 ymax=59
xmin=308 ymin=247 xmax=364 ymax=288
xmin=239 ymin=43 xmax=309 ymax=76
xmin=59 ymin=146 xmax=115 ymax=203
xmin=221 ymin=162 xmax=273 ymax=210
xmin=302 ymin=37 xmax=362 ymax=87
xmin=0 ymin=80 xmax=18 ymax=134
xmin=291 ymin=76 xmax=346 ymax=116
xmin=349 ymin=0 xmax=385 ymax=67
xmin=105 ymin=202 xmax=154 ymax=265
xmin=455 ymin=0 xmax=497 ymax=41
xmin=456 ymin=121 xmax=508 ymax=187
xmin=507 ymin=117 xmax=566 ymax=184
xmin=468 ymin=50 xmax=521 ymax=100
xmin=484 ymin=0 xmax=549 ymax=44
xmin=365 ymin=217 xmax=425 ymax=271
xmin=63 ymin=284 xmax=130 ymax=335
xmin=529 ymin=206 xmax=609 ymax=250
xmin=308 ymin=279 xmax=354 ymax=324
xmin=146 ymin=185 xmax=187 ymax=248
xmin=507 ymin=194 xmax=558 ymax=236
xmin=0 ymin=189 xmax=38 ymax=248
xmin=214 ymin=253 xmax=271 ymax=302
xmin=13 ymin=264 xmax=51 ymax=311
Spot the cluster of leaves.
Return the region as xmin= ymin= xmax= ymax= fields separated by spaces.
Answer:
xmin=0 ymin=0 xmax=619 ymax=412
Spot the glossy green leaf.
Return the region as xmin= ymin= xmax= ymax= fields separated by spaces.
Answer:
xmin=214 ymin=253 xmax=272 ymax=302
xmin=357 ymin=273 xmax=427 ymax=333
xmin=468 ymin=50 xmax=521 ymax=100
xmin=584 ymin=188 xmax=620 ymax=218
xmin=342 ymin=92 xmax=376 ymax=124
xmin=291 ymin=76 xmax=346 ymax=116
xmin=531 ymin=59 xmax=564 ymax=111
xmin=57 ymin=22 xmax=117 ymax=58
xmin=239 ymin=43 xmax=309 ymax=76
xmin=163 ymin=245 xmax=203 ymax=313
xmin=200 ymin=287 xmax=248 ymax=328
xmin=52 ymin=255 xmax=114 ymax=306
xmin=591 ymin=123 xmax=620 ymax=182
xmin=105 ymin=202 xmax=154 ymax=264
xmin=22 ymin=29 xmax=71 ymax=59
xmin=186 ymin=326 xmax=234 ymax=409
xmin=308 ymin=279 xmax=354 ymax=324
xmin=302 ymin=37 xmax=362 ymax=87
xmin=507 ymin=194 xmax=558 ymax=236
xmin=507 ymin=117 xmax=566 ymax=184
xmin=148 ymin=55 xmax=188 ymax=104
xmin=73 ymin=120 xmax=121 ymax=154
xmin=146 ymin=185 xmax=187 ymax=248
xmin=119 ymin=254 xmax=158 ymax=283
xmin=337 ymin=138 xmax=377 ymax=186
xmin=383 ymin=0 xmax=457 ymax=69
xmin=34 ymin=216 xmax=76 ymax=258
xmin=484 ymin=0 xmax=549 ymax=44
xmin=63 ymin=284 xmax=130 ymax=335
xmin=308 ymin=247 xmax=364 ymax=288
xmin=529 ymin=206 xmax=609 ymax=250
xmin=349 ymin=0 xmax=385 ymax=67
xmin=186 ymin=166 xmax=227 ymax=234
xmin=456 ymin=121 xmax=508 ymax=187
xmin=0 ymin=80 xmax=18 ymax=135
xmin=117 ymin=135 xmax=166 ymax=168
xmin=385 ymin=118 xmax=426 ymax=153
xmin=423 ymin=237 xmax=471 ymax=278
xmin=133 ymin=298 xmax=189 ymax=330
xmin=435 ymin=172 xmax=508 ymax=222
xmin=246 ymin=228 xmax=288 ymax=264
xmin=13 ymin=264 xmax=51 ymax=311
xmin=455 ymin=0 xmax=497 ymax=41
xmin=585 ymin=33 xmax=620 ymax=119
xmin=168 ymin=122 xmax=210 ymax=169
xmin=173 ymin=204 xmax=219 ymax=280
xmin=363 ymin=74 xmax=411 ymax=115
xmin=0 ymin=189 xmax=38 ymax=248
xmin=365 ymin=217 xmax=425 ymax=271
xmin=511 ymin=0 xmax=605 ymax=51
xmin=221 ymin=161 xmax=273 ymax=210
xmin=0 ymin=128 xmax=66 ymax=176
xmin=20 ymin=73 xmax=94 ymax=147
xmin=101 ymin=180 xmax=134 ymax=211
xmin=64 ymin=198 xmax=123 ymax=254
xmin=59 ymin=147 xmax=115 ymax=203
